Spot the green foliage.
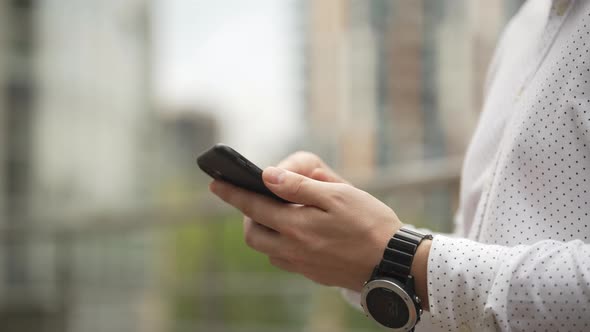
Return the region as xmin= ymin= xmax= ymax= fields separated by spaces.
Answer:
xmin=166 ymin=212 xmax=312 ymax=330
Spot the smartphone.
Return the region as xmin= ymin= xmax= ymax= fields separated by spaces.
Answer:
xmin=197 ymin=143 xmax=290 ymax=203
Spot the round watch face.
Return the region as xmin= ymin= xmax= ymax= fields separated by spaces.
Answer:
xmin=361 ymin=279 xmax=418 ymax=331
xmin=366 ymin=287 xmax=409 ymax=328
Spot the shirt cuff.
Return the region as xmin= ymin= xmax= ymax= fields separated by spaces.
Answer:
xmin=340 ymin=288 xmax=363 ymax=312
xmin=427 ymin=234 xmax=507 ymax=330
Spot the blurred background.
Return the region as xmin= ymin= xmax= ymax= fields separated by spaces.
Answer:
xmin=0 ymin=0 xmax=524 ymax=331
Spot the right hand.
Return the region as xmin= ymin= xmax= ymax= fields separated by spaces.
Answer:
xmin=211 ymin=165 xmax=401 ymax=291
xmin=242 ymin=151 xmax=352 ymax=265
xmin=276 ymin=151 xmax=349 ymax=184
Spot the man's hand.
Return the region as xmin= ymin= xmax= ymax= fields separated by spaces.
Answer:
xmin=275 ymin=151 xmax=349 ymax=184
xmin=209 ymin=166 xmax=402 ymax=292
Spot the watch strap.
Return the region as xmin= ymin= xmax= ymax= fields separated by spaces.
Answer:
xmin=377 ymin=227 xmax=432 ymax=282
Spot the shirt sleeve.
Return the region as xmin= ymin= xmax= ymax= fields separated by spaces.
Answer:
xmin=428 ymin=235 xmax=590 ymax=331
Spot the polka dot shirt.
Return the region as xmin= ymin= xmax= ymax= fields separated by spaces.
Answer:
xmin=426 ymin=0 xmax=590 ymax=331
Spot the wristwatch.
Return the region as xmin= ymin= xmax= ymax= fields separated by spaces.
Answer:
xmin=360 ymin=227 xmax=433 ymax=331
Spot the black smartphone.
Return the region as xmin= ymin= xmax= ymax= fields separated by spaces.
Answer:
xmin=197 ymin=143 xmax=290 ymax=203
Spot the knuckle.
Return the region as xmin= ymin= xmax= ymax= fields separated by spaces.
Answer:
xmin=240 ymin=200 xmax=257 ymax=218
xmin=289 ymin=176 xmax=306 ymax=197
xmin=281 ymin=247 xmax=302 ymax=265
xmin=243 ymin=230 xmax=258 ymax=249
xmin=268 ymin=256 xmax=286 ymax=268
xmin=292 ymin=151 xmax=322 ymax=168
xmin=292 ymin=150 xmax=317 ymax=161
xmin=269 ymin=256 xmax=298 ymax=273
xmin=214 ymin=182 xmax=228 ymax=199
xmin=280 ymin=221 xmax=297 ymax=238
xmin=279 ymin=213 xmax=305 ymax=242
xmin=328 ymin=183 xmax=351 ymax=206
xmin=242 ymin=218 xmax=249 ymax=232
xmin=243 ymin=216 xmax=251 ymax=226
xmin=306 ymin=238 xmax=326 ymax=256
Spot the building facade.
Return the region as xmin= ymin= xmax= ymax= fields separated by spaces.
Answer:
xmin=303 ymin=0 xmax=525 ymax=171
xmin=0 ymin=1 xmax=156 ymax=331
xmin=302 ymin=0 xmax=525 ymax=230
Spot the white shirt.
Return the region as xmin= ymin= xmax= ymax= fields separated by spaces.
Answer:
xmin=345 ymin=1 xmax=590 ymax=331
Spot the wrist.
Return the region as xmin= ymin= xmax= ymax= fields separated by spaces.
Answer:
xmin=410 ymin=239 xmax=432 ymax=311
xmin=360 ymin=227 xmax=431 ymax=330
xmin=362 ymin=223 xmax=401 ymax=290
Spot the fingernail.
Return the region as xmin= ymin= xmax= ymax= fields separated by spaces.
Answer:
xmin=265 ymin=167 xmax=285 ymax=184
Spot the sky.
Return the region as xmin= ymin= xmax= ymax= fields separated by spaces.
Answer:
xmin=153 ymin=0 xmax=303 ymax=165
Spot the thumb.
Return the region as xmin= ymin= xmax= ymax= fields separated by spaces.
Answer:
xmin=263 ymin=167 xmax=333 ymax=209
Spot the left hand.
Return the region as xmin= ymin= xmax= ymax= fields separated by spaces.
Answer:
xmin=209 ymin=166 xmax=402 ymax=291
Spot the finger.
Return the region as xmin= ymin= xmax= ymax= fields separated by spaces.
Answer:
xmin=276 ymin=151 xmax=321 ymax=175
xmin=243 ymin=217 xmax=282 ymax=255
xmin=268 ymin=256 xmax=298 ymax=273
xmin=210 ymin=180 xmax=281 ymax=229
xmin=262 ymin=167 xmax=337 ymax=209
xmin=243 ymin=215 xmax=276 ymax=233
xmin=210 ymin=180 xmax=302 ymax=232
xmin=310 ymin=168 xmax=343 ymax=183
xmin=277 ymin=152 xmax=349 ymax=184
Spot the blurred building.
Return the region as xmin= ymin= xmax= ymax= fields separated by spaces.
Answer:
xmin=157 ymin=110 xmax=219 ymax=199
xmin=0 ymin=0 xmax=7 ymax=225
xmin=0 ymin=1 xmax=45 ymax=330
xmin=302 ymin=0 xmax=525 ymax=231
xmin=33 ymin=0 xmax=153 ymax=218
xmin=0 ymin=0 xmax=156 ymax=331
xmin=303 ymin=0 xmax=525 ymax=172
